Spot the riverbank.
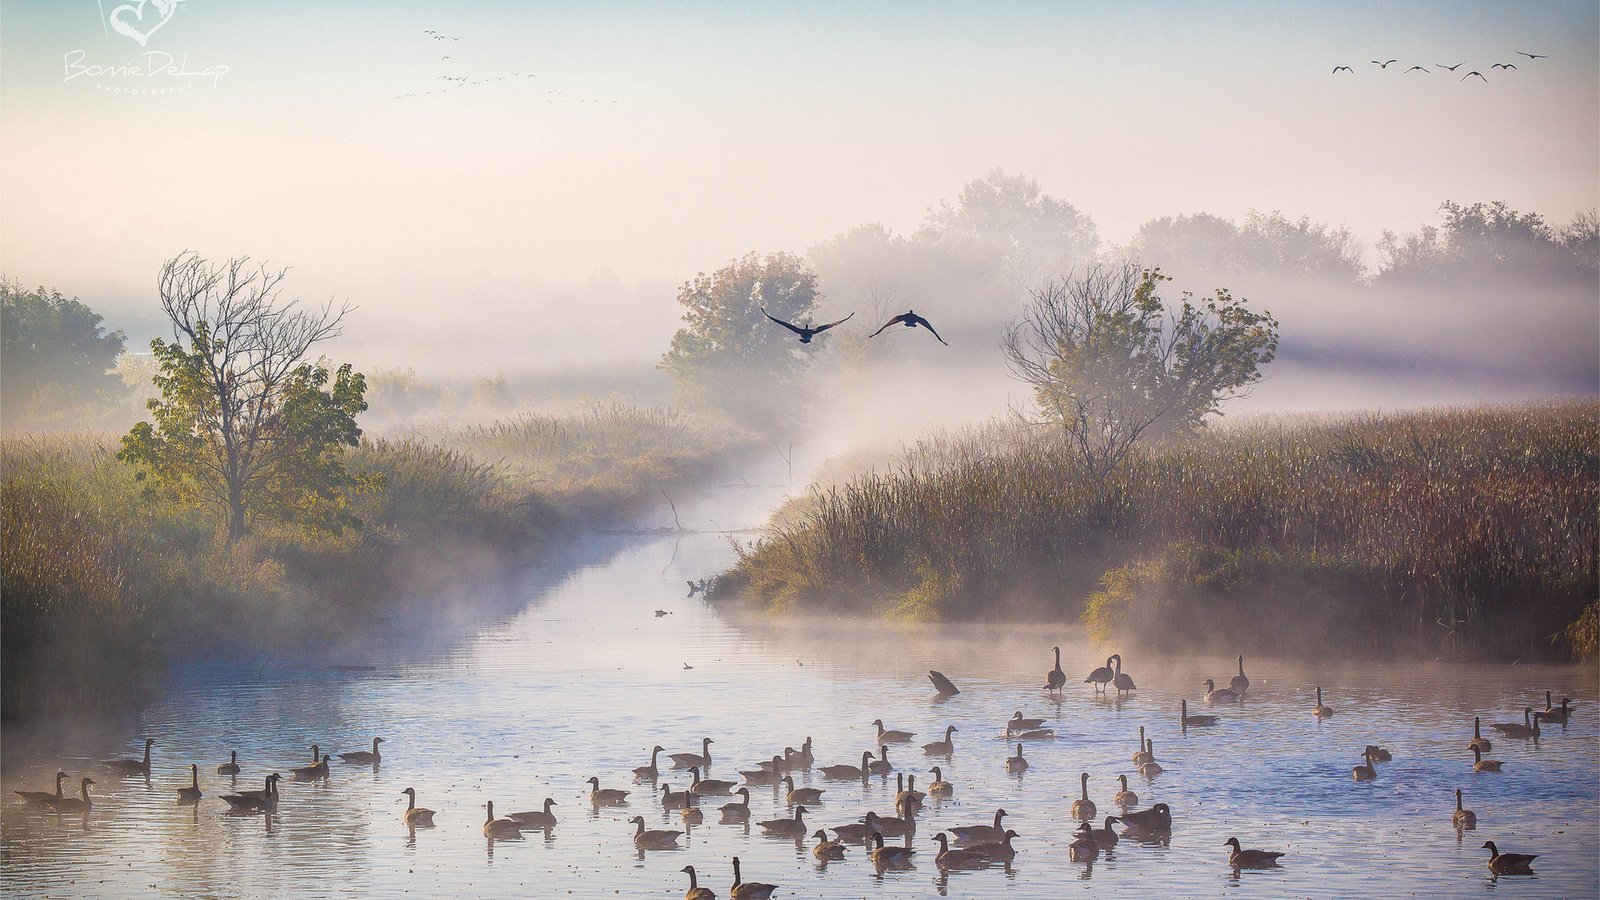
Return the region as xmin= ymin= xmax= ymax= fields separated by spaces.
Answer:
xmin=715 ymin=401 xmax=1599 ymax=662
xmin=0 ymin=404 xmax=755 ymax=721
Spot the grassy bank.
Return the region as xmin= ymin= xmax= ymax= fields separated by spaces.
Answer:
xmin=718 ymin=402 xmax=1599 ymax=661
xmin=1 ymin=405 xmax=753 ymax=721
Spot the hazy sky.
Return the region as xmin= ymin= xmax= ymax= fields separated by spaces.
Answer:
xmin=2 ymin=1 xmax=1596 ymax=367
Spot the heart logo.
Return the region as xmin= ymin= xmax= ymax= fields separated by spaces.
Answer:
xmin=108 ymin=0 xmax=177 ymax=47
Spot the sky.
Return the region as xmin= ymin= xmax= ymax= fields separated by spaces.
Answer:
xmin=1 ymin=0 xmax=1596 ymax=373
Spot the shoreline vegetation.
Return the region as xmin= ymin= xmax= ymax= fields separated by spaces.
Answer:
xmin=714 ymin=401 xmax=1599 ymax=663
xmin=1 ymin=404 xmax=755 ymax=722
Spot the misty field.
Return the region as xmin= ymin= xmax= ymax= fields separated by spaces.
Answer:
xmin=718 ymin=402 xmax=1599 ymax=661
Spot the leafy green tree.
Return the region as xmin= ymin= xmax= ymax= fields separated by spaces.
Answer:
xmin=660 ymin=252 xmax=822 ymax=431
xmin=1 ymin=281 xmax=127 ymax=428
xmin=117 ymin=253 xmax=367 ymax=544
xmin=1002 ymin=262 xmax=1278 ymax=489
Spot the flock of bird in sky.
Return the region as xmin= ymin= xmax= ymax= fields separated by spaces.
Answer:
xmin=395 ymin=29 xmax=616 ymax=104
xmin=1333 ymin=50 xmax=1548 ymax=82
xmin=763 ymin=308 xmax=949 ymax=346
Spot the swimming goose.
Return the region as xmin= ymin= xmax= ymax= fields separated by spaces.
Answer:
xmin=868 ymin=832 xmax=915 ymax=868
xmin=1113 ymin=774 xmax=1139 ymax=807
xmin=928 ymin=766 xmax=954 ymax=798
xmin=811 ymin=829 xmax=846 ymax=859
xmin=1112 ymin=655 xmax=1137 ymax=696
xmin=680 ymin=799 xmax=704 ymax=824
xmin=948 ymin=808 xmax=1008 ymax=844
xmin=1364 ymin=744 xmax=1393 ymax=762
xmin=670 ymin=738 xmax=714 ymax=769
xmin=660 ymin=783 xmax=692 ymax=809
xmin=588 ymin=777 xmax=629 ymax=806
xmin=796 ymin=737 xmax=815 ymax=767
xmin=630 ymin=815 xmax=681 ymax=848
xmin=872 ymin=719 xmax=915 ymax=743
xmin=965 ymin=828 xmax=1021 ymax=860
xmin=1068 ymin=823 xmax=1099 ymax=861
xmin=820 ymin=752 xmax=871 ymax=780
xmin=1071 ymin=772 xmax=1096 ymax=819
xmin=867 ymin=745 xmax=893 ymax=775
xmin=1203 ymin=679 xmax=1237 ymax=703
xmin=1182 ymin=699 xmax=1218 ymax=727
xmin=289 ymin=746 xmax=328 ymax=780
xmin=221 ymin=774 xmax=277 ymax=812
xmin=1132 ymin=727 xmax=1152 ymax=765
xmin=15 ymin=771 xmax=66 ymax=807
xmin=1452 ymin=788 xmax=1476 ymax=828
xmin=1047 ymin=646 xmax=1067 ymax=694
xmin=729 ymin=856 xmax=777 ymax=900
xmin=177 ymin=764 xmax=202 ymax=803
xmin=864 ymin=798 xmax=916 ymax=837
xmin=338 ymin=737 xmax=384 ymax=765
xmin=720 ymin=787 xmax=751 ymax=821
xmin=1224 ymin=837 xmax=1285 ymax=867
xmin=828 ymin=812 xmax=887 ymax=842
xmin=229 ymin=772 xmax=281 ymax=804
xmin=898 ymin=773 xmax=926 ymax=806
xmin=1353 ymin=748 xmax=1377 ymax=781
xmin=483 ymin=801 xmax=524 ymax=838
xmin=1472 ymin=746 xmax=1503 ymax=772
xmin=1481 ymin=841 xmax=1536 ymax=874
xmin=1005 ymin=743 xmax=1028 ymax=773
xmin=1007 ymin=711 xmax=1046 ymax=732
xmin=932 ymin=831 xmax=990 ymax=868
xmin=1230 ymin=656 xmax=1249 ymax=695
xmin=1084 ymin=655 xmax=1114 ymax=693
xmin=103 ymin=738 xmax=155 ymax=777
xmin=921 ymin=725 xmax=957 ymax=755
xmin=783 ymin=776 xmax=823 ymax=805
xmin=506 ymin=797 xmax=556 ymax=828
xmin=1313 ymin=687 xmax=1335 ymax=718
xmin=1084 ymin=817 xmax=1119 ymax=847
xmin=1138 ymin=740 xmax=1164 ymax=777
xmin=1489 ymin=708 xmax=1537 ymax=738
xmin=755 ymin=747 xmax=799 ymax=772
xmin=688 ymin=766 xmax=736 ymax=796
xmin=55 ymin=777 xmax=95 ymax=813
xmin=741 ymin=757 xmax=785 ymax=786
xmin=633 ymin=746 xmax=666 ymax=779
xmin=758 ymin=804 xmax=807 ymax=837
xmin=401 ymin=787 xmax=435 ymax=826
xmin=680 ymin=864 xmax=716 ymax=900
xmin=1470 ymin=718 xmax=1493 ymax=752
xmin=1117 ymin=802 xmax=1172 ymax=834
xmin=1534 ymin=693 xmax=1572 ymax=724
xmin=217 ymin=751 xmax=240 ymax=776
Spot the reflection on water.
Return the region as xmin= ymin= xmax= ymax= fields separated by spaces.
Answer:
xmin=2 ymin=485 xmax=1597 ymax=898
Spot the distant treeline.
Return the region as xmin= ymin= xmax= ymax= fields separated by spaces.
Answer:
xmin=716 ymin=402 xmax=1599 ymax=662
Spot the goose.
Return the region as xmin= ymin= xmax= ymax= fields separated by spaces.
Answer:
xmin=1084 ymin=817 xmax=1119 ymax=848
xmin=928 ymin=766 xmax=954 ymax=798
xmin=1230 ymin=656 xmax=1249 ymax=695
xmin=1068 ymin=823 xmax=1099 ymax=861
xmin=921 ymin=725 xmax=957 ymax=755
xmin=1112 ymin=655 xmax=1137 ymax=696
xmin=55 ymin=777 xmax=95 ymax=813
xmin=1224 ymin=837 xmax=1286 ymax=867
xmin=729 ymin=857 xmax=777 ymax=900
xmin=796 ymin=737 xmax=815 ymax=767
xmin=1113 ymin=774 xmax=1139 ymax=807
xmin=819 ymin=752 xmax=871 ymax=780
xmin=633 ymin=745 xmax=666 ymax=779
xmin=762 ymin=307 xmax=853 ymax=343
xmin=1071 ymin=772 xmax=1096 ymax=819
xmin=758 ymin=804 xmax=807 ymax=837
xmin=630 ymin=815 xmax=681 ymax=848
xmin=932 ymin=832 xmax=990 ymax=868
xmin=482 ymin=801 xmax=524 ymax=838
xmin=103 ymin=738 xmax=155 ymax=776
xmin=660 ymin=783 xmax=691 ymax=809
xmin=899 ymin=773 xmax=926 ymax=806
xmin=1313 ymin=687 xmax=1335 ymax=718
xmin=1084 ymin=655 xmax=1114 ymax=693
xmin=868 ymin=309 xmax=947 ymax=345
xmin=505 ymin=797 xmax=557 ymax=828
xmin=783 ymin=776 xmax=823 ymax=805
xmin=289 ymin=746 xmax=328 ymax=780
xmin=338 ymin=737 xmax=383 ymax=765
xmin=229 ymin=772 xmax=281 ymax=804
xmin=720 ymin=787 xmax=751 ymax=821
xmin=864 ymin=798 xmax=916 ymax=837
xmin=217 ymin=751 xmax=240 ymax=776
xmin=1353 ymin=748 xmax=1377 ymax=781
xmin=1452 ymin=788 xmax=1476 ymax=828
xmin=1481 ymin=841 xmax=1536 ymax=874
xmin=670 ymin=738 xmax=714 ymax=769
xmin=1139 ymin=740 xmax=1164 ymax=777
xmin=740 ymin=757 xmax=785 ymax=786
xmin=688 ymin=766 xmax=736 ymax=796
xmin=1007 ymin=711 xmax=1046 ymax=732
xmin=828 ymin=812 xmax=887 ymax=843
xmin=588 ymin=777 xmax=629 ymax=806
xmin=680 ymin=864 xmax=716 ymax=900
xmin=965 ymin=828 xmax=1021 ymax=860
xmin=872 ymin=719 xmax=915 ymax=743
xmin=680 ymin=799 xmax=703 ymax=824
xmin=1489 ymin=708 xmax=1537 ymax=738
xmin=1203 ymin=679 xmax=1237 ymax=703
xmin=1132 ymin=726 xmax=1152 ymax=765
xmin=1013 ymin=727 xmax=1056 ymax=740
xmin=221 ymin=774 xmax=277 ymax=813
xmin=1534 ymin=693 xmax=1572 ymax=724
xmin=1364 ymin=744 xmax=1393 ymax=762
xmin=1470 ymin=718 xmax=1493 ymax=752
xmin=401 ymin=787 xmax=435 ymax=826
xmin=867 ymin=745 xmax=893 ymax=775
xmin=948 ymin=808 xmax=1008 ymax=844
xmin=868 ymin=831 xmax=915 ymax=868
xmin=1046 ymin=646 xmax=1067 ymax=694
xmin=15 ymin=771 xmax=66 ymax=807
xmin=177 ymin=764 xmax=203 ymax=803
xmin=1182 ymin=699 xmax=1218 ymax=727
xmin=1005 ymin=743 xmax=1029 ymax=773
xmin=1472 ymin=746 xmax=1503 ymax=772
xmin=1117 ymin=802 xmax=1172 ymax=834
xmin=811 ymin=829 xmax=846 ymax=860
xmin=755 ymin=747 xmax=800 ymax=772
xmin=928 ymin=670 xmax=961 ymax=696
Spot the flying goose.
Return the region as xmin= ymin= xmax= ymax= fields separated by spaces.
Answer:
xmin=921 ymin=725 xmax=957 ymax=755
xmin=872 ymin=719 xmax=915 ymax=743
xmin=680 ymin=864 xmax=715 ymax=900
xmin=338 ymin=737 xmax=384 ymax=765
xmin=1453 ymin=788 xmax=1476 ymax=828
xmin=588 ymin=776 xmax=629 ymax=806
xmin=505 ymin=797 xmax=556 ymax=828
xmin=177 ymin=764 xmax=202 ymax=803
xmin=1462 ymin=71 xmax=1488 ymax=82
xmin=1332 ymin=65 xmax=1353 ymax=73
xmin=103 ymin=738 xmax=155 ymax=777
xmin=1113 ymin=774 xmax=1139 ymax=807
xmin=729 ymin=856 xmax=778 ymax=900
xmin=15 ymin=771 xmax=66 ymax=807
xmin=1405 ymin=65 xmax=1429 ymax=73
xmin=669 ymin=738 xmax=714 ymax=769
xmin=782 ymin=776 xmax=823 ymax=805
xmin=1224 ymin=837 xmax=1286 ymax=867
xmin=1071 ymin=773 xmax=1097 ymax=819
xmin=217 ymin=751 xmax=240 ymax=776
xmin=932 ymin=831 xmax=990 ymax=868
xmin=630 ymin=815 xmax=681 ymax=848
xmin=869 ymin=310 xmax=947 ymax=345
xmin=1491 ymin=62 xmax=1517 ymax=70
xmin=762 ymin=307 xmax=853 ymax=343
xmin=1516 ymin=51 xmax=1548 ymax=59
xmin=1438 ymin=62 xmax=1464 ymax=71
xmin=401 ymin=787 xmax=435 ymax=826
xmin=1482 ymin=841 xmax=1536 ymax=874
xmin=1182 ymin=699 xmax=1218 ymax=727
xmin=1371 ymin=59 xmax=1398 ymax=68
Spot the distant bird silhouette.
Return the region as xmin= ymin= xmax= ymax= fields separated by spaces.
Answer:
xmin=1462 ymin=71 xmax=1488 ymax=82
xmin=870 ymin=310 xmax=947 ymax=345
xmin=1437 ymin=62 xmax=1464 ymax=71
xmin=1516 ymin=51 xmax=1548 ymax=60
xmin=1332 ymin=66 xmax=1353 ymax=74
xmin=1371 ymin=59 xmax=1398 ymax=68
xmin=762 ymin=308 xmax=854 ymax=343
xmin=1491 ymin=62 xmax=1517 ymax=70
xmin=1405 ymin=66 xmax=1428 ymax=73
